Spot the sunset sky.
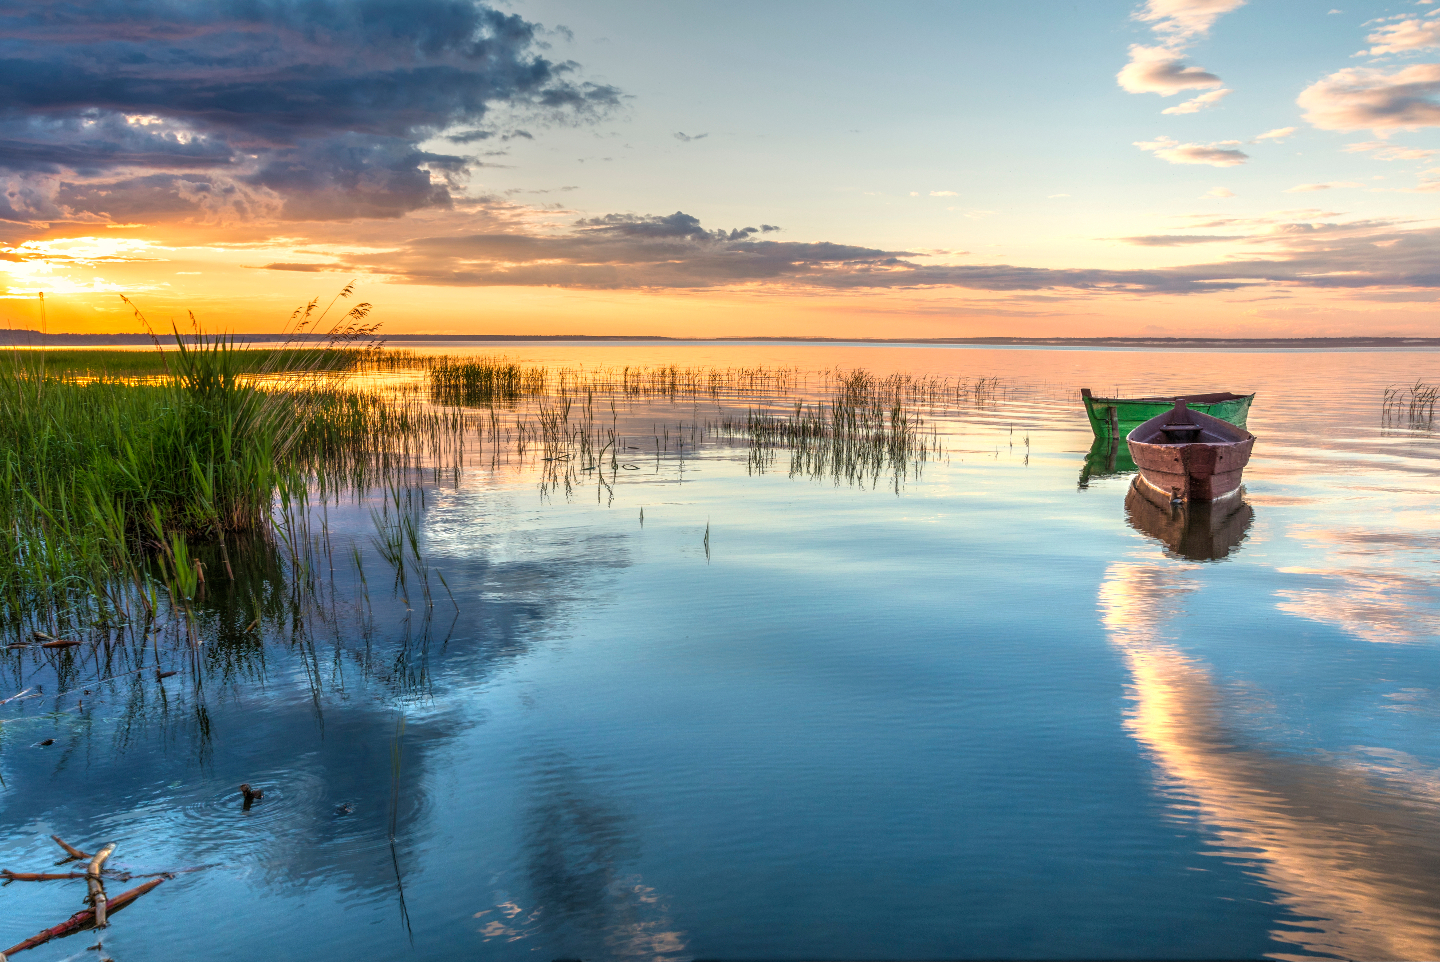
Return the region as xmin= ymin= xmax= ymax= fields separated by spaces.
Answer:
xmin=1 ymin=0 xmax=1438 ymax=338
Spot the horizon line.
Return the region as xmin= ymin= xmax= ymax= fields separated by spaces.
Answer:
xmin=2 ymin=329 xmax=1439 ymax=350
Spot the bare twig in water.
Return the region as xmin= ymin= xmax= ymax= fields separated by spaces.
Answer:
xmin=49 ymin=836 xmax=90 ymax=863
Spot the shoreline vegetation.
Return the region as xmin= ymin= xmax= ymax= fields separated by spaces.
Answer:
xmin=1 ymin=289 xmax=393 ymax=636
xmin=1 ymin=304 xmax=1002 ymax=644
xmin=6 ymin=288 xmax=1429 ymax=657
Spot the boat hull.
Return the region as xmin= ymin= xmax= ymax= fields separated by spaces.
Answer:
xmin=1081 ymin=390 xmax=1253 ymax=440
xmin=1126 ymin=407 xmax=1255 ymax=503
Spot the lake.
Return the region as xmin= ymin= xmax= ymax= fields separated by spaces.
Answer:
xmin=3 ymin=344 xmax=1439 ymax=961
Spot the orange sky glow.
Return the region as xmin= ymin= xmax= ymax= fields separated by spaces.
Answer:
xmin=1 ymin=1 xmax=1437 ymax=339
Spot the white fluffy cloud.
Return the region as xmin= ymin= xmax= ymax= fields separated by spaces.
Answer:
xmin=1366 ymin=14 xmax=1440 ymax=55
xmin=1135 ymin=136 xmax=1249 ymax=166
xmin=1118 ymin=44 xmax=1225 ymax=94
xmin=1136 ymin=0 xmax=1248 ymax=41
xmin=1298 ymin=64 xmax=1440 ymax=132
xmin=1118 ymin=1 xmax=1245 ymax=108
xmin=1162 ymin=88 xmax=1232 ymax=114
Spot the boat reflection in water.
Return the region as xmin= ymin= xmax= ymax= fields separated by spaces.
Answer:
xmin=1077 ymin=437 xmax=1137 ymax=489
xmin=1124 ymin=477 xmax=1253 ymax=562
xmin=1100 ymin=560 xmax=1440 ymax=960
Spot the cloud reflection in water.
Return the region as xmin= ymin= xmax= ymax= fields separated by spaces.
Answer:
xmin=1100 ymin=558 xmax=1440 ymax=960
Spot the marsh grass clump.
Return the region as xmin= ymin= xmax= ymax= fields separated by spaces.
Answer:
xmin=721 ymin=395 xmax=938 ymax=489
xmin=430 ymin=358 xmax=541 ymax=405
xmin=0 ymin=286 xmax=445 ymax=634
xmin=421 ymin=359 xmax=999 ymax=495
xmin=1383 ymin=380 xmax=1438 ymax=431
xmin=429 ymin=356 xmax=802 ymax=406
xmin=830 ymin=368 xmax=1002 ymax=411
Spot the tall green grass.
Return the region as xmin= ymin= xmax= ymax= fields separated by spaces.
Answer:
xmin=0 ymin=289 xmax=403 ymax=633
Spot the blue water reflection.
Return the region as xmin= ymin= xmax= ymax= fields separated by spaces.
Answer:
xmin=3 ymin=346 xmax=1439 ymax=960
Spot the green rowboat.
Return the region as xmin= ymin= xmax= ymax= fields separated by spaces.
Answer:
xmin=1081 ymin=388 xmax=1254 ymax=441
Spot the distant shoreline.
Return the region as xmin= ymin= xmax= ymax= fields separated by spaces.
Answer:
xmin=1 ymin=329 xmax=1437 ymax=350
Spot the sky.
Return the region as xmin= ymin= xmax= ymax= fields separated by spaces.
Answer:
xmin=0 ymin=0 xmax=1438 ymax=338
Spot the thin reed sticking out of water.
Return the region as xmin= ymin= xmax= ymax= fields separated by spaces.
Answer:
xmin=423 ymin=356 xmax=1000 ymax=492
xmin=430 ymin=357 xmax=802 ymax=407
xmin=1383 ymin=380 xmax=1438 ymax=431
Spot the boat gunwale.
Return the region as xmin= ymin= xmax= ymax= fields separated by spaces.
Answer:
xmin=1083 ymin=389 xmax=1254 ymax=405
xmin=1127 ymin=404 xmax=1255 ymax=447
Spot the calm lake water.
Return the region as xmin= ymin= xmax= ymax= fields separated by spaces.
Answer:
xmin=4 ymin=344 xmax=1440 ymax=961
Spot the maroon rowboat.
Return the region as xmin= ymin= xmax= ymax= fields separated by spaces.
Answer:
xmin=1126 ymin=400 xmax=1255 ymax=503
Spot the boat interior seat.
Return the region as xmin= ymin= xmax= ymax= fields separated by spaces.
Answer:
xmin=1153 ymin=423 xmax=1235 ymax=444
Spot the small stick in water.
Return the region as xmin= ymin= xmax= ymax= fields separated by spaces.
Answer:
xmin=49 ymin=836 xmax=90 ymax=862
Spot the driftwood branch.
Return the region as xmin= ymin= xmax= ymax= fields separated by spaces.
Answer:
xmin=86 ymin=843 xmax=115 ymax=927
xmin=1 ymin=869 xmax=177 ymax=883
xmin=0 ymin=877 xmax=163 ymax=957
xmin=2 ymin=871 xmax=87 ymax=882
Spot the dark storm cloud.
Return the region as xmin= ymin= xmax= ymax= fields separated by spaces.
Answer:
xmin=0 ymin=0 xmax=619 ymax=222
xmin=294 ymin=210 xmax=1440 ymax=296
